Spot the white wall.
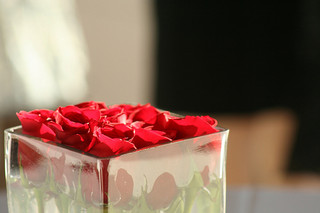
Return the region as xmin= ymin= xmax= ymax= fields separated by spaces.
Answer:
xmin=76 ymin=0 xmax=156 ymax=105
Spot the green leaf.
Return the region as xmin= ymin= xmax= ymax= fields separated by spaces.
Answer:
xmin=34 ymin=188 xmax=44 ymax=213
xmin=19 ymin=155 xmax=32 ymax=189
xmin=164 ymin=190 xmax=185 ymax=213
xmin=183 ymin=172 xmax=204 ymax=213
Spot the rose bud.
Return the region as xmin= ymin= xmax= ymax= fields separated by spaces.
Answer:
xmin=50 ymin=153 xmax=79 ymax=195
xmin=201 ymin=165 xmax=210 ymax=186
xmin=18 ymin=139 xmax=48 ymax=187
xmin=108 ymin=168 xmax=134 ymax=207
xmin=192 ymin=133 xmax=221 ymax=185
xmin=146 ymin=172 xmax=178 ymax=210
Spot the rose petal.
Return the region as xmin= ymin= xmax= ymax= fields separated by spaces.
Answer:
xmin=54 ymin=108 xmax=89 ymax=132
xmin=101 ymin=126 xmax=117 ymax=138
xmin=17 ymin=111 xmax=56 ymax=141
xmin=130 ymin=121 xmax=145 ymax=129
xmin=30 ymin=109 xmax=54 ymax=120
xmin=200 ymin=115 xmax=218 ymax=127
xmin=82 ymin=109 xmax=101 ymax=121
xmin=153 ymin=112 xmax=170 ymax=130
xmin=131 ymin=128 xmax=171 ymax=149
xmin=16 ymin=102 xmax=220 ymax=161
xmin=59 ymin=106 xmax=85 ymax=123
xmin=131 ymin=104 xmax=159 ymax=124
xmin=17 ymin=111 xmax=42 ymax=131
xmin=88 ymin=142 xmax=115 ymax=157
xmin=96 ymin=129 xmax=136 ymax=155
xmin=103 ymin=106 xmax=123 ymax=117
xmin=38 ymin=124 xmax=57 ymax=141
xmin=168 ymin=116 xmax=218 ymax=139
xmin=76 ymin=101 xmax=108 ymax=110
xmin=114 ymin=124 xmax=133 ymax=139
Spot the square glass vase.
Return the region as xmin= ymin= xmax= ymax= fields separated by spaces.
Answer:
xmin=5 ymin=126 xmax=228 ymax=213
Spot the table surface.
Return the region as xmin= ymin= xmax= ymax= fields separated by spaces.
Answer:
xmin=1 ymin=187 xmax=320 ymax=213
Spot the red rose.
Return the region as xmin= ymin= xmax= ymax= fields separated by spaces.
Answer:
xmin=89 ymin=128 xmax=135 ymax=157
xmin=16 ymin=101 xmax=220 ymax=207
xmin=50 ymin=106 xmax=98 ymax=150
xmin=17 ymin=102 xmax=219 ymax=156
xmin=17 ymin=110 xmax=56 ymax=141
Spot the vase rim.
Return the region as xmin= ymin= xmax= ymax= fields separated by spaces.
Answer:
xmin=5 ymin=125 xmax=229 ymax=160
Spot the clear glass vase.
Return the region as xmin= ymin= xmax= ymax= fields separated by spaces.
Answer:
xmin=5 ymin=126 xmax=228 ymax=213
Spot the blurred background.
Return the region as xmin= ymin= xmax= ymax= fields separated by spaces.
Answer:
xmin=1 ymin=0 xmax=320 ymax=201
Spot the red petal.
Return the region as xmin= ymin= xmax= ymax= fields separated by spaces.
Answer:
xmin=101 ymin=126 xmax=118 ymax=138
xmin=168 ymin=116 xmax=218 ymax=139
xmin=103 ymin=106 xmax=123 ymax=117
xmin=131 ymin=128 xmax=171 ymax=149
xmin=131 ymin=121 xmax=145 ymax=129
xmin=131 ymin=104 xmax=159 ymax=124
xmin=17 ymin=111 xmax=56 ymax=141
xmin=200 ymin=115 xmax=218 ymax=127
xmin=17 ymin=111 xmax=42 ymax=130
xmin=38 ymin=124 xmax=56 ymax=141
xmin=76 ymin=101 xmax=108 ymax=110
xmin=82 ymin=109 xmax=101 ymax=121
xmin=30 ymin=109 xmax=54 ymax=120
xmin=153 ymin=112 xmax=170 ymax=130
xmin=88 ymin=142 xmax=115 ymax=157
xmin=96 ymin=129 xmax=135 ymax=155
xmin=114 ymin=124 xmax=133 ymax=138
xmin=54 ymin=108 xmax=89 ymax=132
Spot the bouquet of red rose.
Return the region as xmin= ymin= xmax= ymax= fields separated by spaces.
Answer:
xmin=5 ymin=101 xmax=228 ymax=213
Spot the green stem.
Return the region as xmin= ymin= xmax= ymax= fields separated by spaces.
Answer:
xmin=183 ymin=172 xmax=204 ymax=213
xmin=183 ymin=190 xmax=196 ymax=213
xmin=55 ymin=193 xmax=70 ymax=213
xmin=34 ymin=188 xmax=44 ymax=213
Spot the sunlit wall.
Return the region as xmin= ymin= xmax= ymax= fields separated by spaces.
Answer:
xmin=77 ymin=0 xmax=155 ymax=106
xmin=0 ymin=0 xmax=156 ymax=190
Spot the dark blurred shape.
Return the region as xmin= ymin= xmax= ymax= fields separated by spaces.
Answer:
xmin=288 ymin=0 xmax=320 ymax=173
xmin=155 ymin=0 xmax=320 ymax=173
